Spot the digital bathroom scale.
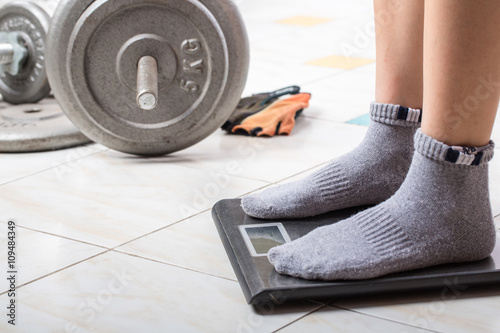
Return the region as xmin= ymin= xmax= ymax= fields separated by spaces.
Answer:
xmin=212 ymin=199 xmax=500 ymax=305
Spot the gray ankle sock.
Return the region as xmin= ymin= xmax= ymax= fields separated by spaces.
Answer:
xmin=242 ymin=102 xmax=422 ymax=219
xmin=268 ymin=129 xmax=496 ymax=280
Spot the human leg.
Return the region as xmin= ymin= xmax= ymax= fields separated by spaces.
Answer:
xmin=241 ymin=0 xmax=424 ymax=219
xmin=422 ymin=0 xmax=500 ymax=147
xmin=268 ymin=0 xmax=499 ymax=280
xmin=374 ymin=0 xmax=423 ymax=109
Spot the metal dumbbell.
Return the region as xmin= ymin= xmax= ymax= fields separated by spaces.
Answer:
xmin=0 ymin=0 xmax=52 ymax=104
xmin=0 ymin=0 xmax=91 ymax=153
xmin=47 ymin=0 xmax=250 ymax=156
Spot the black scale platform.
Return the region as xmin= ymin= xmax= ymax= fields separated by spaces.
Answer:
xmin=212 ymin=199 xmax=500 ymax=305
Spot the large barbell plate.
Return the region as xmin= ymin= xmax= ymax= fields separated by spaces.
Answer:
xmin=0 ymin=1 xmax=51 ymax=104
xmin=47 ymin=0 xmax=249 ymax=156
xmin=0 ymin=97 xmax=91 ymax=152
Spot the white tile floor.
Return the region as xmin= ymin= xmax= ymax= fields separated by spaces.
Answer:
xmin=1 ymin=0 xmax=500 ymax=332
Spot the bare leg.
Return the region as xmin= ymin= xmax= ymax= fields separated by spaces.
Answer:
xmin=264 ymin=1 xmax=499 ymax=281
xmin=374 ymin=0 xmax=424 ymax=109
xmin=241 ymin=0 xmax=426 ymax=219
xmin=422 ymin=0 xmax=500 ymax=147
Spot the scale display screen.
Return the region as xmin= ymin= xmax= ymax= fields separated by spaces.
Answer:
xmin=240 ymin=223 xmax=292 ymax=257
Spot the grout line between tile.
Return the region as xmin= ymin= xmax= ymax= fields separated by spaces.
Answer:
xmin=269 ymin=162 xmax=329 ymax=186
xmin=0 ymin=250 xmax=111 ymax=296
xmin=109 ymin=208 xmax=212 ymax=251
xmin=1 ymin=209 xmax=214 ymax=256
xmin=330 ymin=304 xmax=444 ymax=333
xmin=272 ymin=304 xmax=328 ymax=332
xmin=1 ymin=223 xmax=110 ymax=250
xmin=3 ymin=199 xmax=224 ymax=253
xmin=0 ymin=146 xmax=108 ymax=187
xmin=2 ymin=182 xmax=275 ymax=275
xmin=0 ymin=239 xmax=240 ymax=298
xmin=236 ymin=183 xmax=276 ymax=198
xmin=110 ymin=249 xmax=238 ymax=283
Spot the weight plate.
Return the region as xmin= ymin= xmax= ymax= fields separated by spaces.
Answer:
xmin=47 ymin=0 xmax=249 ymax=156
xmin=0 ymin=1 xmax=51 ymax=104
xmin=0 ymin=97 xmax=91 ymax=152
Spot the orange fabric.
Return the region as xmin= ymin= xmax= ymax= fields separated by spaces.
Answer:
xmin=231 ymin=93 xmax=311 ymax=136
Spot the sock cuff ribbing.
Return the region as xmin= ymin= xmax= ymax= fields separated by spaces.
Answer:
xmin=414 ymin=129 xmax=495 ymax=166
xmin=370 ymin=102 xmax=422 ymax=127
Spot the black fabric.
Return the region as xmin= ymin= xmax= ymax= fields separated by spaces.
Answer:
xmin=221 ymin=86 xmax=301 ymax=133
xmin=397 ymin=106 xmax=409 ymax=120
xmin=445 ymin=148 xmax=460 ymax=163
